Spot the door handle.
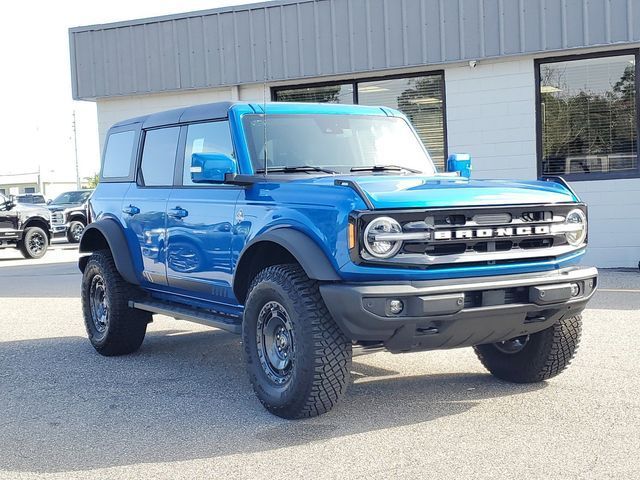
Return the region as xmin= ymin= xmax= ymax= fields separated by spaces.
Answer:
xmin=122 ymin=205 xmax=140 ymax=215
xmin=168 ymin=207 xmax=189 ymax=219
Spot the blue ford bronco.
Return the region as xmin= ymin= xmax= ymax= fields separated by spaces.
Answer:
xmin=80 ymin=101 xmax=597 ymax=419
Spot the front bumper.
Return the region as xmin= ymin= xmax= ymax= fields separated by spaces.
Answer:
xmin=52 ymin=224 xmax=67 ymax=237
xmin=319 ymin=266 xmax=598 ymax=353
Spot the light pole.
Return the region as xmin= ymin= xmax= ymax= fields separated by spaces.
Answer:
xmin=72 ymin=111 xmax=80 ymax=189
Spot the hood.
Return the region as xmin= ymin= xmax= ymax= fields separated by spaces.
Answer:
xmin=308 ymin=175 xmax=578 ymax=209
xmin=14 ymin=203 xmax=50 ymax=217
xmin=47 ymin=202 xmax=83 ymax=211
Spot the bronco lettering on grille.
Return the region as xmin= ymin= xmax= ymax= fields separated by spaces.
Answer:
xmin=434 ymin=225 xmax=551 ymax=240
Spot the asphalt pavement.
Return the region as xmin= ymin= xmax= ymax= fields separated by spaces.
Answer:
xmin=0 ymin=246 xmax=638 ymax=479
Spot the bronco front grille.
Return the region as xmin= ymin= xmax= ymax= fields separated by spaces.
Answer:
xmin=352 ymin=204 xmax=586 ymax=269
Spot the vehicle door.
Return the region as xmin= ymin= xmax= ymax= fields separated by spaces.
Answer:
xmin=166 ymin=120 xmax=242 ymax=305
xmin=122 ymin=126 xmax=180 ymax=286
xmin=0 ymin=195 xmax=19 ymax=240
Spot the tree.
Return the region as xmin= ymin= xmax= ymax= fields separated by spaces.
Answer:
xmin=86 ymin=173 xmax=99 ymax=189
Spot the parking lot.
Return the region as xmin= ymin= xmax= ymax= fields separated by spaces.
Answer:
xmin=0 ymin=246 xmax=638 ymax=480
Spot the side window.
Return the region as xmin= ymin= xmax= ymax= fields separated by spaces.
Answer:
xmin=183 ymin=121 xmax=234 ymax=186
xmin=102 ymin=130 xmax=136 ymax=179
xmin=140 ymin=127 xmax=180 ymax=187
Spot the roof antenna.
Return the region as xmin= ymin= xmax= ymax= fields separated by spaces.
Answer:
xmin=262 ymin=59 xmax=268 ymax=177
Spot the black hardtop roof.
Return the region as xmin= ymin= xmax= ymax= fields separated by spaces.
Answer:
xmin=109 ymin=101 xmax=395 ymax=131
xmin=111 ymin=101 xmax=245 ymax=129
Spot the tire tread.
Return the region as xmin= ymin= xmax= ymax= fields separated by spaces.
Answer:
xmin=474 ymin=315 xmax=582 ymax=383
xmin=82 ymin=250 xmax=150 ymax=356
xmin=244 ymin=264 xmax=351 ymax=419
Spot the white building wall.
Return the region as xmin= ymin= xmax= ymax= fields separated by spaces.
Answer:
xmin=572 ymin=180 xmax=640 ymax=268
xmin=445 ymin=58 xmax=538 ymax=180
xmin=96 ymin=84 xmax=265 ymax=150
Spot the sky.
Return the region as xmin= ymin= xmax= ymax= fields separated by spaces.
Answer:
xmin=0 ymin=0 xmax=266 ymax=182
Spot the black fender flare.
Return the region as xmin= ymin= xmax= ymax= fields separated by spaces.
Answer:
xmin=233 ymin=228 xmax=341 ymax=298
xmin=66 ymin=211 xmax=87 ymax=222
xmin=78 ymin=219 xmax=140 ymax=285
xmin=22 ymin=216 xmax=53 ymax=239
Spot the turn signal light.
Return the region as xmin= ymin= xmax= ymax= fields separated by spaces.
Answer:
xmin=348 ymin=222 xmax=356 ymax=249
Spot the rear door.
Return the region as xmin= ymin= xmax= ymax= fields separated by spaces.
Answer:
xmin=122 ymin=126 xmax=180 ymax=286
xmin=166 ymin=120 xmax=242 ymax=306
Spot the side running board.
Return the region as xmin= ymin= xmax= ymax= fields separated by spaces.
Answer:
xmin=129 ymin=300 xmax=242 ymax=334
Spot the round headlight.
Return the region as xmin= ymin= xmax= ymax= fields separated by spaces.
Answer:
xmin=564 ymin=209 xmax=587 ymax=246
xmin=364 ymin=217 xmax=403 ymax=258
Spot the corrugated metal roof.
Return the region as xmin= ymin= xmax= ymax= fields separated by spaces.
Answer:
xmin=69 ymin=0 xmax=640 ymax=100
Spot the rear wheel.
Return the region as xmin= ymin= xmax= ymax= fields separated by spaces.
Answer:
xmin=81 ymin=250 xmax=151 ymax=356
xmin=19 ymin=226 xmax=49 ymax=259
xmin=67 ymin=220 xmax=86 ymax=243
xmin=243 ymin=264 xmax=352 ymax=419
xmin=474 ymin=315 xmax=582 ymax=383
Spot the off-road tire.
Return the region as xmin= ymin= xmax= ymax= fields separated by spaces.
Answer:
xmin=243 ymin=264 xmax=352 ymax=419
xmin=474 ymin=315 xmax=582 ymax=383
xmin=81 ymin=250 xmax=151 ymax=356
xmin=19 ymin=226 xmax=49 ymax=259
xmin=67 ymin=220 xmax=86 ymax=243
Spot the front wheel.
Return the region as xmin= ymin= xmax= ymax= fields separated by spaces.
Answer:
xmin=243 ymin=264 xmax=352 ymax=419
xmin=81 ymin=250 xmax=151 ymax=356
xmin=474 ymin=315 xmax=582 ymax=383
xmin=67 ymin=220 xmax=86 ymax=243
xmin=19 ymin=226 xmax=49 ymax=259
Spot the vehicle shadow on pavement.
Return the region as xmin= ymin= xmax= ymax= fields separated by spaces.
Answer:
xmin=0 ymin=329 xmax=546 ymax=474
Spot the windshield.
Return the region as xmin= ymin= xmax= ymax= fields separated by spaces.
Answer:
xmin=52 ymin=190 xmax=92 ymax=205
xmin=242 ymin=114 xmax=436 ymax=175
xmin=16 ymin=195 xmax=45 ymax=204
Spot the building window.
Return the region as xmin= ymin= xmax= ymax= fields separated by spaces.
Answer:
xmin=272 ymin=72 xmax=446 ymax=170
xmin=274 ymin=84 xmax=354 ymax=104
xmin=357 ymin=76 xmax=445 ymax=168
xmin=537 ymin=51 xmax=639 ymax=180
xmin=24 ymin=187 xmax=36 ymax=194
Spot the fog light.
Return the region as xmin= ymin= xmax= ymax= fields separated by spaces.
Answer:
xmin=388 ymin=299 xmax=404 ymax=315
xmin=570 ymin=283 xmax=580 ymax=297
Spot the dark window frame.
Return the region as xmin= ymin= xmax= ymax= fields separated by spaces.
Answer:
xmin=100 ymin=126 xmax=141 ymax=183
xmin=137 ymin=126 xmax=182 ymax=188
xmin=132 ymin=117 xmax=241 ymax=190
xmin=271 ymin=70 xmax=448 ymax=169
xmin=535 ymin=48 xmax=640 ymax=182
xmin=173 ymin=118 xmax=242 ymax=189
xmin=178 ymin=119 xmax=237 ymax=188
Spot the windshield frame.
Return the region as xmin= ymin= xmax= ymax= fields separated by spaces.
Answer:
xmin=240 ymin=113 xmax=436 ymax=176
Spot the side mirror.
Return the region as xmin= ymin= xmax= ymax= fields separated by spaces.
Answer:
xmin=46 ymin=199 xmax=52 ymax=205
xmin=447 ymin=153 xmax=472 ymax=178
xmin=190 ymin=153 xmax=238 ymax=184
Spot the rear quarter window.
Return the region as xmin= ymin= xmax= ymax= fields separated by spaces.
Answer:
xmin=102 ymin=130 xmax=137 ymax=179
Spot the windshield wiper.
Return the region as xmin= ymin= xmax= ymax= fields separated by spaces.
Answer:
xmin=256 ymin=165 xmax=338 ymax=175
xmin=350 ymin=164 xmax=421 ymax=174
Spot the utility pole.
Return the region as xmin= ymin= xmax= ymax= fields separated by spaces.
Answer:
xmin=72 ymin=111 xmax=80 ymax=189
